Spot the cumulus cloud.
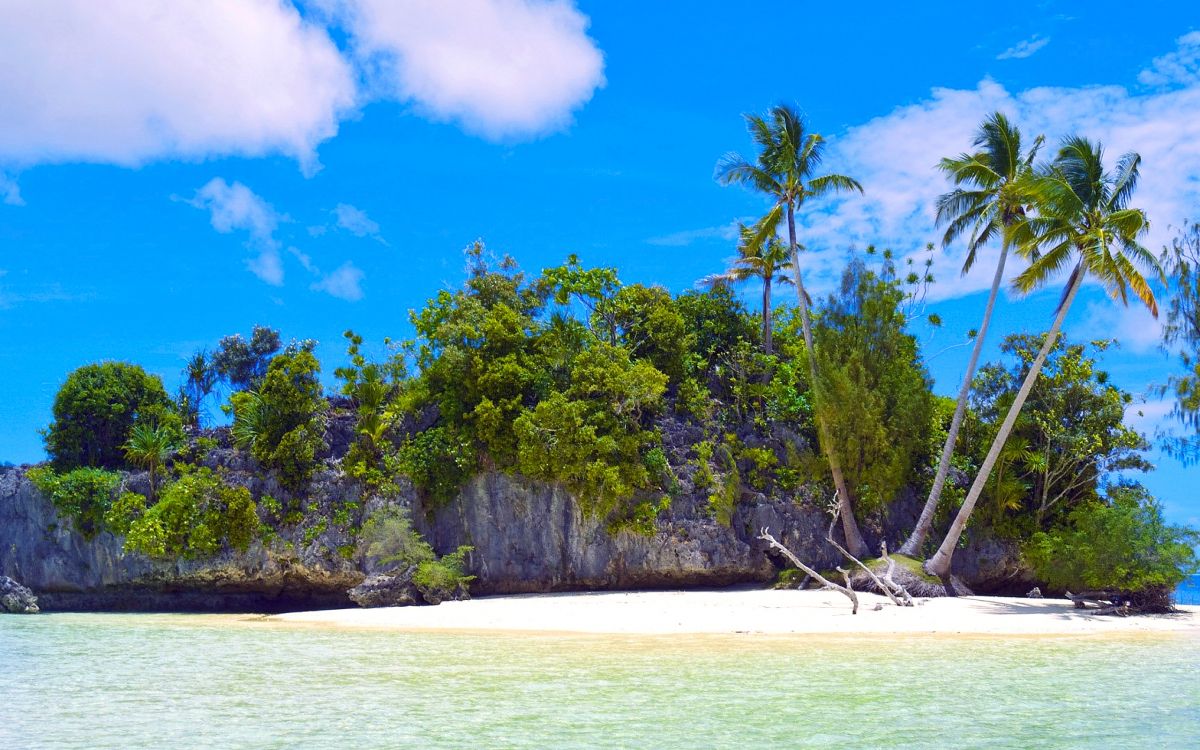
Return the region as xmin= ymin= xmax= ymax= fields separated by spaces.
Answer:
xmin=0 ymin=1 xmax=356 ymax=176
xmin=334 ymin=203 xmax=384 ymax=241
xmin=1139 ymin=31 xmax=1200 ymax=87
xmin=330 ymin=0 xmax=605 ymax=138
xmin=311 ymin=261 xmax=365 ymax=301
xmin=997 ymin=35 xmax=1050 ymax=60
xmin=187 ymin=178 xmax=285 ymax=285
xmin=787 ymin=34 xmax=1200 ymax=303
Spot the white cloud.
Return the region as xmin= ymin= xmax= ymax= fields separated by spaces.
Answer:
xmin=331 ymin=0 xmax=605 ymax=138
xmin=311 ymin=261 xmax=365 ymax=301
xmin=0 ymin=173 xmax=23 ymax=206
xmin=0 ymin=1 xmax=356 ymax=176
xmin=1139 ymin=31 xmax=1200 ymax=87
xmin=1125 ymin=397 xmax=1175 ymax=435
xmin=187 ymin=178 xmax=285 ymax=285
xmin=334 ymin=203 xmax=383 ymax=240
xmin=786 ymin=33 xmax=1200 ymax=304
xmin=997 ymin=35 xmax=1050 ymax=60
xmin=1082 ymin=299 xmax=1165 ymax=353
xmin=648 ymin=222 xmax=741 ymax=247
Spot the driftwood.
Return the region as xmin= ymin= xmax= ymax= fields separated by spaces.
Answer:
xmin=821 ymin=495 xmax=915 ymax=608
xmin=1065 ymin=590 xmax=1131 ymax=616
xmin=879 ymin=542 xmax=916 ymax=607
xmin=758 ymin=527 xmax=858 ymax=614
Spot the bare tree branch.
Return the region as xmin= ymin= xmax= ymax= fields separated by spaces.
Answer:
xmin=758 ymin=527 xmax=858 ymax=614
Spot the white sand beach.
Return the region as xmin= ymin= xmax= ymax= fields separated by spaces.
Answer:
xmin=269 ymin=588 xmax=1200 ymax=637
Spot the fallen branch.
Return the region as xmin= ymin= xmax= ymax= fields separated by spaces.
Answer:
xmin=879 ymin=542 xmax=915 ymax=607
xmin=758 ymin=527 xmax=858 ymax=615
xmin=823 ymin=496 xmax=912 ymax=607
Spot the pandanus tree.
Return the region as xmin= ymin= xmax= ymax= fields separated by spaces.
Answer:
xmin=716 ymin=104 xmax=869 ymax=556
xmin=124 ymin=421 xmax=183 ymax=501
xmin=699 ymin=223 xmax=793 ymax=354
xmin=897 ymin=113 xmax=1044 ymax=556
xmin=924 ymin=136 xmax=1163 ymax=583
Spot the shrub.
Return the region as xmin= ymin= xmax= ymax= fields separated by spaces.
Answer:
xmin=1025 ymin=483 xmax=1200 ymax=597
xmin=413 ymin=546 xmax=475 ymax=604
xmin=231 ymin=349 xmax=326 ymax=489
xmin=118 ymin=468 xmax=258 ymax=559
xmin=44 ymin=362 xmax=173 ymax=470
xmin=27 ymin=465 xmax=121 ymax=539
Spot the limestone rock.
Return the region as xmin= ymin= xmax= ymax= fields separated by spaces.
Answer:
xmin=348 ymin=570 xmax=421 ymax=608
xmin=1 ymin=575 xmax=39 ymax=614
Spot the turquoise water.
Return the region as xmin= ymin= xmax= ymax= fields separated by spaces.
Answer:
xmin=2 ymin=614 xmax=1198 ymax=749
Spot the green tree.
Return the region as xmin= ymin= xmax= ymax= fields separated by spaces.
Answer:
xmin=44 ymin=362 xmax=173 ymax=470
xmin=1158 ymin=221 xmax=1200 ymax=463
xmin=926 ymin=136 xmax=1162 ymax=582
xmin=716 ymin=104 xmax=868 ymax=555
xmin=124 ymin=420 xmax=184 ymax=501
xmin=699 ymin=223 xmax=793 ymax=354
xmin=899 ymin=112 xmax=1044 ymax=555
xmin=1025 ymin=483 xmax=1198 ymax=604
xmin=231 ymin=349 xmax=326 ymax=488
xmin=967 ymin=336 xmax=1151 ymax=535
xmin=212 ymin=325 xmax=282 ymax=391
xmin=808 ymin=257 xmax=933 ymax=513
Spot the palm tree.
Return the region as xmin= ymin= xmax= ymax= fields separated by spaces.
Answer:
xmin=716 ymin=104 xmax=868 ymax=556
xmin=700 ymin=223 xmax=794 ymax=353
xmin=924 ymin=136 xmax=1162 ymax=583
xmin=124 ymin=422 xmax=183 ymax=501
xmin=897 ymin=113 xmax=1044 ymax=557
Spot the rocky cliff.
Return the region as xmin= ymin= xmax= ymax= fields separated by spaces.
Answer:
xmin=0 ymin=457 xmax=1025 ymax=612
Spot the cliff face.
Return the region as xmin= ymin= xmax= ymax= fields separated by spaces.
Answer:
xmin=0 ymin=459 xmax=1022 ymax=612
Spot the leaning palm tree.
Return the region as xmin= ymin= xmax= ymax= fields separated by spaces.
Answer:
xmin=897 ymin=113 xmax=1044 ymax=557
xmin=700 ymin=223 xmax=793 ymax=353
xmin=924 ymin=136 xmax=1162 ymax=584
xmin=716 ymin=104 xmax=868 ymax=556
xmin=124 ymin=422 xmax=183 ymax=501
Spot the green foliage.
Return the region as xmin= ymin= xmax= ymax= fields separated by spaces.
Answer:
xmin=1158 ymin=221 xmax=1200 ymax=463
xmin=335 ymin=330 xmax=407 ymax=492
xmin=124 ymin=419 xmax=184 ymax=500
xmin=231 ymin=349 xmax=326 ymax=489
xmin=397 ymin=426 xmax=474 ymax=506
xmin=360 ymin=507 xmax=434 ymax=568
xmin=211 ymin=325 xmax=282 ymax=391
xmin=27 ymin=465 xmax=121 ymax=539
xmin=969 ymin=336 xmax=1150 ymax=536
xmin=359 ymin=507 xmax=475 ymax=602
xmin=413 ymin=546 xmax=476 ymax=603
xmin=1026 ymin=483 xmax=1199 ymax=594
xmin=809 ymin=257 xmax=933 ymax=513
xmin=513 ymin=342 xmax=667 ymax=518
xmin=44 ymin=362 xmax=173 ymax=470
xmin=595 ymin=283 xmax=688 ymax=383
xmin=114 ymin=468 xmax=258 ymax=559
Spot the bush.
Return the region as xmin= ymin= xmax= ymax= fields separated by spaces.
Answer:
xmin=1025 ymin=483 xmax=1200 ymax=597
xmin=115 ymin=468 xmax=259 ymax=559
xmin=413 ymin=546 xmax=475 ymax=604
xmin=44 ymin=362 xmax=173 ymax=470
xmin=231 ymin=349 xmax=326 ymax=489
xmin=359 ymin=507 xmax=475 ymax=602
xmin=27 ymin=465 xmax=121 ymax=539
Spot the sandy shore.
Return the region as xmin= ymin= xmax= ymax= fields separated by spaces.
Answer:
xmin=269 ymin=588 xmax=1200 ymax=637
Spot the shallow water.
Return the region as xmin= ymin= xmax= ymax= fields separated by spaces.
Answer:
xmin=2 ymin=614 xmax=1198 ymax=749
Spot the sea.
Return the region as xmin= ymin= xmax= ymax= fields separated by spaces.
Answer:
xmin=1 ymin=612 xmax=1197 ymax=749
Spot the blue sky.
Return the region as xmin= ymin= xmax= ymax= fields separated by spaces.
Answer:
xmin=1 ymin=1 xmax=1198 ymax=525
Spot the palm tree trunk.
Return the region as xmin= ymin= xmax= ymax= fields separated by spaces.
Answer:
xmin=924 ymin=263 xmax=1085 ymax=583
xmin=762 ymin=275 xmax=773 ymax=354
xmin=787 ymin=204 xmax=869 ymax=557
xmin=897 ymin=245 xmax=1009 ymax=556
